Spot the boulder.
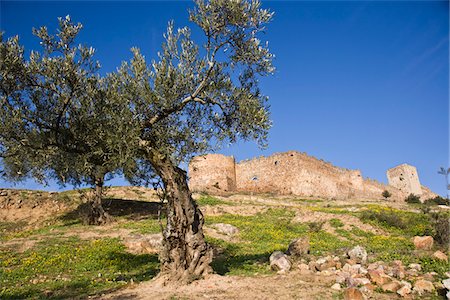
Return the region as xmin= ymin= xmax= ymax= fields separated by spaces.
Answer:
xmin=413 ymin=279 xmax=435 ymax=295
xmin=343 ymin=287 xmax=366 ymax=300
xmin=433 ymin=250 xmax=448 ymax=262
xmin=213 ymin=223 xmax=239 ymax=236
xmin=412 ymin=236 xmax=434 ymax=250
xmin=347 ymin=246 xmax=368 ymax=264
xmin=287 ymin=237 xmax=310 ymax=257
xmin=269 ymin=251 xmax=291 ymax=273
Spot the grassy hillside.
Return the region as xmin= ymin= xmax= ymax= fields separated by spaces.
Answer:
xmin=0 ymin=188 xmax=448 ymax=299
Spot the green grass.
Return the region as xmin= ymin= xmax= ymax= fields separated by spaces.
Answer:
xmin=206 ymin=208 xmax=308 ymax=275
xmin=358 ymin=205 xmax=433 ymax=237
xmin=0 ymin=237 xmax=159 ymax=299
xmin=115 ymin=218 xmax=162 ymax=235
xmin=329 ymin=218 xmax=344 ymax=228
xmin=196 ymin=195 xmax=231 ymax=206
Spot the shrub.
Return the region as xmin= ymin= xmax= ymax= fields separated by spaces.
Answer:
xmin=405 ymin=193 xmax=421 ymax=204
xmin=329 ymin=218 xmax=344 ymax=228
xmin=308 ymin=221 xmax=325 ymax=232
xmin=381 ymin=190 xmax=392 ymax=200
xmin=361 ymin=210 xmax=405 ymax=229
xmin=424 ymin=196 xmax=448 ymax=206
xmin=430 ymin=212 xmax=450 ymax=246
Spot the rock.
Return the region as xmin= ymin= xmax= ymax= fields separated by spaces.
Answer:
xmin=343 ymin=287 xmax=366 ymax=300
xmin=397 ymin=285 xmax=411 ymax=297
xmin=0 ymin=190 xmax=7 ymax=196
xmin=408 ymin=263 xmax=422 ymax=271
xmin=381 ymin=281 xmax=401 ymax=293
xmin=213 ymin=223 xmax=239 ymax=236
xmin=309 ymin=261 xmax=319 ymax=272
xmin=447 ymin=291 xmax=450 ymax=300
xmin=269 ymin=251 xmax=291 ymax=273
xmin=433 ymin=250 xmax=448 ymax=262
xmin=287 ymin=237 xmax=310 ymax=256
xmin=335 ymin=275 xmax=346 ymax=284
xmin=331 ymin=283 xmax=341 ymax=291
xmin=347 ymin=246 xmax=368 ymax=264
xmin=298 ymin=263 xmax=310 ymax=274
xmin=413 ymin=279 xmax=435 ymax=295
xmin=443 ymin=278 xmax=450 ymax=290
xmin=368 ymin=269 xmax=391 ymax=286
xmin=316 ymin=257 xmax=327 ymax=265
xmin=413 ymin=236 xmax=434 ymax=250
xmin=392 ymin=260 xmax=406 ymax=279
xmin=353 ymin=277 xmax=371 ymax=286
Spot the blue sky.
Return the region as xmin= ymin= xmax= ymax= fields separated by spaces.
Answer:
xmin=1 ymin=1 xmax=448 ymax=196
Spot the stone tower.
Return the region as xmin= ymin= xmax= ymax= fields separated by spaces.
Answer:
xmin=386 ymin=164 xmax=422 ymax=195
xmin=188 ymin=154 xmax=236 ymax=193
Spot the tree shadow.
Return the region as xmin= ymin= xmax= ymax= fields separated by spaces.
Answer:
xmin=210 ymin=242 xmax=271 ymax=275
xmin=1 ymin=253 xmax=159 ymax=300
xmin=60 ymin=198 xmax=164 ymax=223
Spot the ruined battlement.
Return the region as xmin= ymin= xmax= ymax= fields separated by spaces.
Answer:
xmin=188 ymin=151 xmax=436 ymax=201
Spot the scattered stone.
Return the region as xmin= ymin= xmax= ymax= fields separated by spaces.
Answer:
xmin=269 ymin=251 xmax=291 ymax=273
xmin=298 ymin=263 xmax=310 ymax=274
xmin=335 ymin=274 xmax=347 ymax=284
xmin=442 ymin=278 xmax=450 ymax=290
xmin=397 ymin=285 xmax=412 ymax=297
xmin=433 ymin=250 xmax=448 ymax=262
xmin=353 ymin=277 xmax=371 ymax=286
xmin=392 ymin=260 xmax=406 ymax=279
xmin=408 ymin=263 xmax=421 ymax=271
xmin=331 ymin=283 xmax=341 ymax=291
xmin=413 ymin=279 xmax=435 ymax=295
xmin=309 ymin=261 xmax=319 ymax=272
xmin=343 ymin=287 xmax=366 ymax=300
xmin=287 ymin=237 xmax=310 ymax=257
xmin=413 ymin=236 xmax=434 ymax=250
xmin=347 ymin=246 xmax=368 ymax=264
xmin=213 ymin=223 xmax=239 ymax=236
xmin=368 ymin=269 xmax=391 ymax=286
xmin=381 ymin=280 xmax=401 ymax=293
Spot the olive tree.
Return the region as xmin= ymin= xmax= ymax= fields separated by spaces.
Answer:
xmin=116 ymin=0 xmax=274 ymax=281
xmin=0 ymin=17 xmax=138 ymax=225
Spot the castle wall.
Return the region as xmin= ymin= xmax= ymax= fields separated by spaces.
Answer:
xmin=188 ymin=151 xmax=437 ymax=201
xmin=188 ymin=154 xmax=236 ymax=193
xmin=235 ymin=151 xmax=366 ymax=199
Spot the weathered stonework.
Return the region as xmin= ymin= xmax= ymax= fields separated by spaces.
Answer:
xmin=387 ymin=164 xmax=422 ymax=196
xmin=188 ymin=151 xmax=436 ymax=200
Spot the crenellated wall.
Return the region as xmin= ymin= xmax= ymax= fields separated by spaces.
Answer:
xmin=188 ymin=151 xmax=437 ymax=200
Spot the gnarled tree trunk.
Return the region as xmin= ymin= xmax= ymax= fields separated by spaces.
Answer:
xmin=83 ymin=175 xmax=111 ymax=225
xmin=148 ymin=149 xmax=213 ymax=282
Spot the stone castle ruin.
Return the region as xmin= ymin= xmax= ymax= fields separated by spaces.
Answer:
xmin=188 ymin=151 xmax=436 ymax=201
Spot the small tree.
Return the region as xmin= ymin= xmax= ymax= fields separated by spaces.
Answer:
xmin=405 ymin=193 xmax=421 ymax=204
xmin=438 ymin=167 xmax=450 ymax=200
xmin=0 ymin=17 xmax=138 ymax=224
xmin=116 ymin=0 xmax=274 ymax=281
xmin=382 ymin=190 xmax=392 ymax=200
